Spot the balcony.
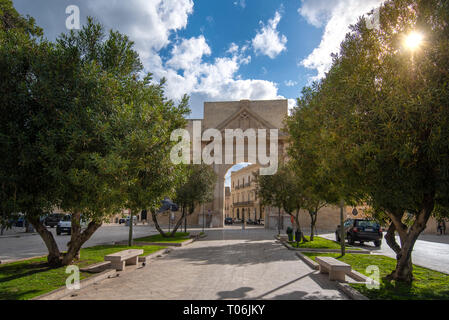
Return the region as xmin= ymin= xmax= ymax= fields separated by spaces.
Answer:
xmin=233 ymin=201 xmax=254 ymax=207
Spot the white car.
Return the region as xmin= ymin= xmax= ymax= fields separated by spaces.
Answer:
xmin=56 ymin=215 xmax=88 ymax=235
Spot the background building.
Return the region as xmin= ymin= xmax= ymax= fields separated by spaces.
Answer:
xmin=230 ymin=164 xmax=263 ymax=223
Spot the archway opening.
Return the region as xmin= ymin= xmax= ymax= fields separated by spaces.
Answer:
xmin=223 ymin=163 xmax=265 ymax=228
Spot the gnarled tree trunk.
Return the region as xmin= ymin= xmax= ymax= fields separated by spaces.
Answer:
xmin=151 ymin=209 xmax=170 ymax=237
xmin=386 ymin=194 xmax=434 ymax=283
xmin=62 ymin=213 xmax=102 ymax=266
xmin=170 ymin=207 xmax=186 ymax=237
xmin=28 ymin=215 xmax=63 ymax=267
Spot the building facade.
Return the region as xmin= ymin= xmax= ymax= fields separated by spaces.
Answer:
xmin=224 ymin=187 xmax=231 ymax=218
xmin=230 ymin=164 xmax=264 ymax=223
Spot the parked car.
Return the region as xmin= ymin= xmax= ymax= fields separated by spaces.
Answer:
xmin=225 ymin=217 xmax=233 ymax=225
xmin=336 ymin=219 xmax=383 ymax=247
xmin=14 ymin=215 xmax=25 ymax=228
xmin=44 ymin=213 xmax=64 ymax=228
xmin=125 ymin=216 xmax=137 ymax=226
xmin=119 ymin=218 xmax=126 ymax=224
xmin=56 ymin=215 xmax=88 ymax=235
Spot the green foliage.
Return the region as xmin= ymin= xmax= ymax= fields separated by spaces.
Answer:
xmin=174 ymin=164 xmax=217 ymax=215
xmin=288 ymin=0 xmax=449 ymax=280
xmin=0 ymin=0 xmax=42 ymax=36
xmin=0 ymin=2 xmax=190 ymax=264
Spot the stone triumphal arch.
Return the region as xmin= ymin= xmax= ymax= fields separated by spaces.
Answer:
xmin=186 ymin=99 xmax=289 ymax=228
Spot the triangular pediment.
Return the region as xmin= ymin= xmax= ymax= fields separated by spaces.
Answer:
xmin=215 ymin=107 xmax=277 ymax=132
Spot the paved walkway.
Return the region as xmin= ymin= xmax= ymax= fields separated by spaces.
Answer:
xmin=64 ymin=228 xmax=347 ymax=300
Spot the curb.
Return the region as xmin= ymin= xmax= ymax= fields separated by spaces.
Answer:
xmin=295 ymin=252 xmax=319 ymax=270
xmin=125 ymin=238 xmax=195 ymax=247
xmin=336 ymin=282 xmax=369 ymax=300
xmin=138 ymin=248 xmax=172 ymax=263
xmin=0 ymin=232 xmax=38 ymax=239
xmin=31 ymin=269 xmax=117 ymax=300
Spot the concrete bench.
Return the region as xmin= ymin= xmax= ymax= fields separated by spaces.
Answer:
xmin=104 ymin=249 xmax=143 ymax=271
xmin=316 ymin=256 xmax=351 ymax=282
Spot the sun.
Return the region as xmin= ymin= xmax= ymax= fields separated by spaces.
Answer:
xmin=404 ymin=32 xmax=424 ymax=51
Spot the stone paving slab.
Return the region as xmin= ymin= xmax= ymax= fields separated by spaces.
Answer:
xmin=63 ymin=228 xmax=348 ymax=300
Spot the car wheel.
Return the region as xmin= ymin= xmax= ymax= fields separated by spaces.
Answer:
xmin=347 ymin=234 xmax=355 ymax=245
xmin=56 ymin=230 xmax=61 ymax=235
xmin=374 ymin=240 xmax=382 ymax=247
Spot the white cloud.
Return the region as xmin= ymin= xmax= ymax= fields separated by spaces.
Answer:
xmin=227 ymin=43 xmax=239 ymax=54
xmin=284 ymin=80 xmax=298 ymax=87
xmin=82 ymin=0 xmax=284 ymax=118
xmin=288 ymin=99 xmax=297 ymax=113
xmin=252 ymin=11 xmax=287 ymax=59
xmin=167 ymin=36 xmax=211 ymax=70
xmin=298 ymin=0 xmax=383 ymax=80
xmin=233 ymin=0 xmax=246 ymax=9
xmin=86 ymin=0 xmax=194 ymax=53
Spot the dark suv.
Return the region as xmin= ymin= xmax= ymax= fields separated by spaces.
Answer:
xmin=336 ymin=219 xmax=383 ymax=247
xmin=44 ymin=213 xmax=64 ymax=228
xmin=224 ymin=217 xmax=233 ymax=225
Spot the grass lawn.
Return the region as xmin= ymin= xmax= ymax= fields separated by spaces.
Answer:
xmin=303 ymin=252 xmax=449 ymax=300
xmin=0 ymin=244 xmax=166 ymax=300
xmin=289 ymin=236 xmax=360 ymax=250
xmin=134 ymin=232 xmax=190 ymax=243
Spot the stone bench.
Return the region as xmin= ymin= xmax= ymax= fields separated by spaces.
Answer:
xmin=316 ymin=256 xmax=351 ymax=282
xmin=104 ymin=249 xmax=143 ymax=271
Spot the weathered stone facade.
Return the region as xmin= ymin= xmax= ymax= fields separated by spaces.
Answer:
xmin=186 ymin=99 xmax=289 ymax=228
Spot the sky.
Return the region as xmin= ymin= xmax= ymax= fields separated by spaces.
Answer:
xmin=12 ymin=0 xmax=383 ymax=119
xmin=12 ymin=0 xmax=384 ymax=187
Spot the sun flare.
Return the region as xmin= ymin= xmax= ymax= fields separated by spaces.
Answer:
xmin=404 ymin=32 xmax=424 ymax=51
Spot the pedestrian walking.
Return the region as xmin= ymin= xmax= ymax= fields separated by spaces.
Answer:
xmin=437 ymin=220 xmax=444 ymax=235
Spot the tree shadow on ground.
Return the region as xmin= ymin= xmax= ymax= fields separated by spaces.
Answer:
xmin=217 ymin=287 xmax=253 ymax=300
xmin=168 ymin=241 xmax=299 ymax=267
xmin=0 ymin=261 xmax=52 ymax=284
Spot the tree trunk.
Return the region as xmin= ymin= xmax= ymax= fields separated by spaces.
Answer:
xmin=386 ymin=194 xmax=434 ymax=282
xmin=385 ymin=223 xmax=401 ymax=256
xmin=291 ymin=210 xmax=308 ymax=243
xmin=170 ymin=207 xmax=186 ymax=237
xmin=28 ymin=215 xmax=63 ymax=267
xmin=62 ymin=217 xmax=102 ymax=266
xmin=151 ymin=209 xmax=169 ymax=237
xmin=308 ymin=211 xmax=318 ymax=241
